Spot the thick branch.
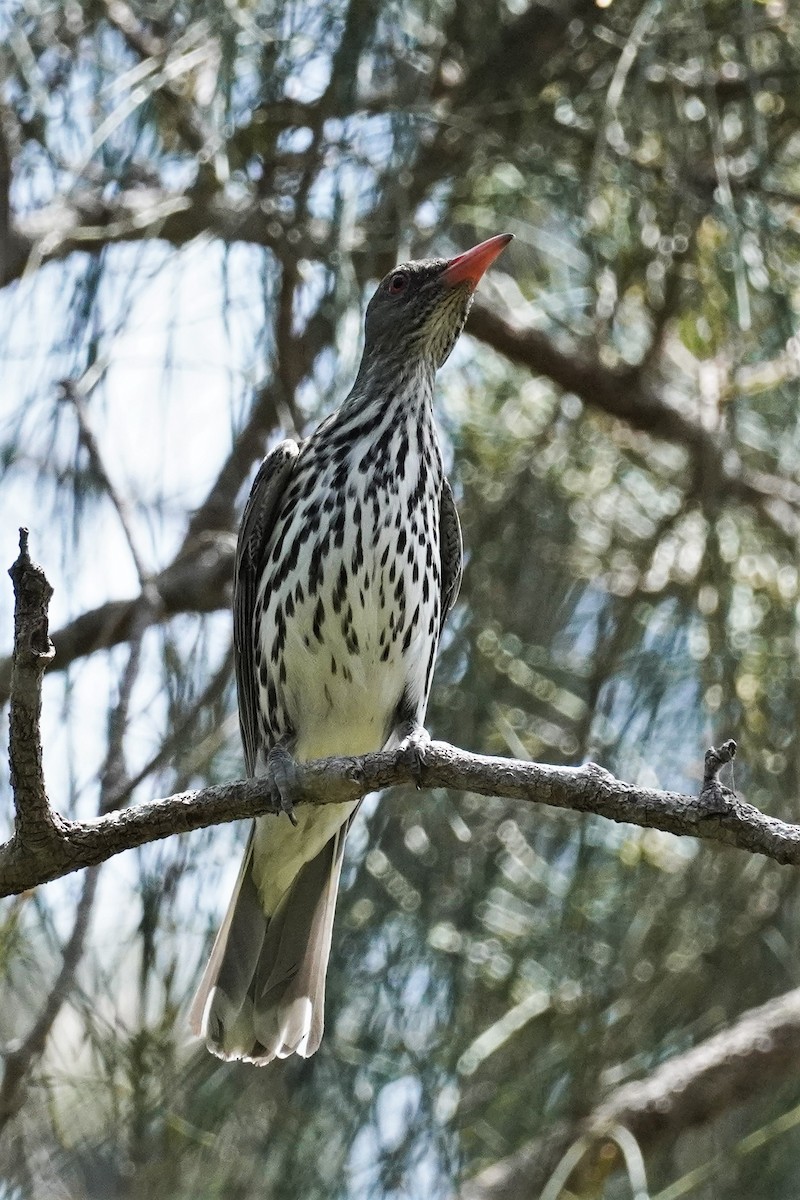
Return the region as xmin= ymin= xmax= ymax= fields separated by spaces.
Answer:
xmin=467 ymin=303 xmax=695 ymax=443
xmin=2 ymin=739 xmax=799 ymax=897
xmin=0 ymin=107 xmax=26 ymax=285
xmin=0 ymin=184 xmax=313 ymax=290
xmin=466 ymin=302 xmax=800 ymax=533
xmin=460 ymin=985 xmax=800 ymax=1200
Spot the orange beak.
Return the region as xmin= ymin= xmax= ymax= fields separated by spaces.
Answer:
xmin=441 ymin=233 xmax=513 ymax=289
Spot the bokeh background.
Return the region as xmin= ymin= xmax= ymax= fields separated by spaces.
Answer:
xmin=3 ymin=0 xmax=800 ymax=1196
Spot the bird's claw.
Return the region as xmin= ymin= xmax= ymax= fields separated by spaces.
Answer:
xmin=397 ymin=724 xmax=431 ymax=788
xmin=267 ymin=743 xmax=301 ymax=826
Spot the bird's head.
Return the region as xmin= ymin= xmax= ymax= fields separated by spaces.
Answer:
xmin=362 ymin=234 xmax=513 ymax=375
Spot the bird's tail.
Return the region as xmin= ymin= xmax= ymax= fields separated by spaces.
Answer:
xmin=189 ymin=814 xmax=353 ymax=1064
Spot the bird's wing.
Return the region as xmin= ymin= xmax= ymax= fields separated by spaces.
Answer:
xmin=439 ymin=474 xmax=464 ymax=627
xmin=234 ymin=440 xmax=300 ymax=776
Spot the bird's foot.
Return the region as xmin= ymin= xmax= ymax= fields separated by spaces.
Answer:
xmin=267 ymin=743 xmax=301 ymax=827
xmin=396 ymin=722 xmax=431 ymax=788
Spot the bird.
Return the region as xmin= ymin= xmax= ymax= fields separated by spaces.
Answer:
xmin=189 ymin=232 xmax=513 ymax=1064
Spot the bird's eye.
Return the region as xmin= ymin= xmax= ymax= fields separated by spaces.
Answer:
xmin=388 ymin=273 xmax=407 ymax=295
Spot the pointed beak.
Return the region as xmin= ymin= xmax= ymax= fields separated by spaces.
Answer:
xmin=440 ymin=233 xmax=513 ymax=289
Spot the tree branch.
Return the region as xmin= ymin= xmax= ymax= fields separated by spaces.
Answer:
xmin=0 ymin=182 xmax=314 ymax=290
xmin=183 ymin=385 xmax=289 ymax=542
xmin=3 ymin=292 xmax=796 ymax=707
xmin=0 ymin=105 xmax=26 ymax=287
xmin=459 ymin=985 xmax=800 ymax=1200
xmin=5 ymin=536 xmax=800 ymax=898
xmin=58 ymin=380 xmax=151 ymax=586
xmin=466 ymin=301 xmax=800 ymax=535
xmin=102 ymin=0 xmax=216 ymax=158
xmin=6 ymin=531 xmax=65 ymax=850
xmin=5 ymin=545 xmax=799 ymax=911
xmin=4 ymin=733 xmax=800 ymax=897
xmin=0 ymin=529 xmax=234 ymax=708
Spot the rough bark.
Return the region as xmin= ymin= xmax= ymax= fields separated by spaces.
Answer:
xmin=5 ymin=726 xmax=800 ymax=897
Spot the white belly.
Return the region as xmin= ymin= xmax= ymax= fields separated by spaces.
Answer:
xmin=282 ymin=599 xmax=424 ymax=762
xmin=249 ymin=409 xmax=443 ymax=913
xmin=258 ymin=443 xmax=441 ymax=763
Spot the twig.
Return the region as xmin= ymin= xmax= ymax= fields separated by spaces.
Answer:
xmin=102 ymin=0 xmax=216 ymax=157
xmin=7 ymin=531 xmax=64 ymax=848
xmin=98 ymin=593 xmax=155 ymax=809
xmin=107 ymin=647 xmax=235 ymax=809
xmin=0 ymin=867 xmax=98 ymax=1129
xmin=58 ymin=380 xmax=150 ymax=587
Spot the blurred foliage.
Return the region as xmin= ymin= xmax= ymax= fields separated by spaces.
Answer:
xmin=3 ymin=0 xmax=800 ymax=1196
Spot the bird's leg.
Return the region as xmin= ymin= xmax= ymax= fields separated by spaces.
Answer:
xmin=266 ymin=742 xmax=301 ymax=827
xmin=396 ymin=720 xmax=431 ymax=788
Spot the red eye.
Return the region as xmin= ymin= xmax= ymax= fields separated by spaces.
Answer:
xmin=388 ymin=273 xmax=407 ymax=295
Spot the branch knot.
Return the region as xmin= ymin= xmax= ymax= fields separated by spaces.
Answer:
xmin=698 ymin=739 xmax=737 ymax=816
